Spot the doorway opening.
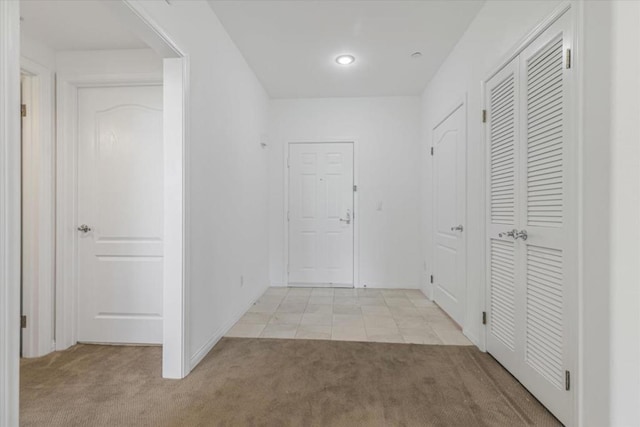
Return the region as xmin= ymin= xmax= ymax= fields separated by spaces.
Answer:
xmin=18 ymin=0 xmax=188 ymax=379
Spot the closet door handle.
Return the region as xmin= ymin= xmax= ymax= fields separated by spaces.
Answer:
xmin=515 ymin=229 xmax=528 ymax=241
xmin=499 ymin=229 xmax=517 ymax=239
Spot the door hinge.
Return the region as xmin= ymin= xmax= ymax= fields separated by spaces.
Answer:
xmin=287 ymin=211 xmax=290 ymax=222
xmin=353 ymin=184 xmax=358 ymax=192
xmin=565 ymin=48 xmax=571 ymax=69
xmin=482 ymin=109 xmax=487 ymax=123
xmin=286 ymin=157 xmax=290 ymax=168
xmin=430 ymin=274 xmax=434 ymax=284
xmin=21 ymin=104 xmax=26 ymax=118
xmin=21 ymin=315 xmax=27 ymax=329
xmin=482 ymin=311 xmax=487 ymax=325
xmin=565 ymin=370 xmax=571 ymax=391
xmin=430 ymin=147 xmax=434 ymax=156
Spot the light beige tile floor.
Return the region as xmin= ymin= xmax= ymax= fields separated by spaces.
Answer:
xmin=226 ymin=287 xmax=473 ymax=346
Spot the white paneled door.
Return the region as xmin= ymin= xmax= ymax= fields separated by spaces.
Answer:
xmin=288 ymin=143 xmax=354 ymax=286
xmin=485 ymin=11 xmax=575 ymax=426
xmin=77 ymin=85 xmax=163 ymax=344
xmin=432 ymin=103 xmax=466 ymax=326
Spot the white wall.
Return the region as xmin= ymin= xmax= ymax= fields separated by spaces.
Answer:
xmin=128 ymin=1 xmax=270 ymax=368
xmin=55 ymin=48 xmax=162 ymax=75
xmin=608 ymin=3 xmax=640 ymax=423
xmin=420 ymin=0 xmax=562 ymax=347
xmin=268 ymin=97 xmax=423 ymax=289
xmin=582 ymin=1 xmax=640 ymax=425
xmin=21 ymin=34 xmax=56 ymax=70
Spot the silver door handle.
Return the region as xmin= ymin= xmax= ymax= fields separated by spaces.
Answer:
xmin=451 ymin=225 xmax=463 ymax=232
xmin=499 ymin=229 xmax=517 ymax=239
xmin=77 ymin=224 xmax=92 ymax=233
xmin=515 ymin=229 xmax=528 ymax=241
xmin=339 ymin=210 xmax=351 ymax=225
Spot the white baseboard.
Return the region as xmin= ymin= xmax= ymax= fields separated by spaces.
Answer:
xmin=356 ymin=283 xmax=421 ymax=289
xmin=189 ymin=286 xmax=267 ymax=369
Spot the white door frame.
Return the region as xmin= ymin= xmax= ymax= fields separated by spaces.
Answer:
xmin=20 ymin=58 xmax=56 ymax=359
xmin=105 ymin=1 xmax=191 ymax=379
xmin=431 ymin=95 xmax=468 ymax=327
xmin=0 ymin=1 xmax=22 ymax=424
xmin=283 ymin=140 xmax=360 ymax=288
xmin=55 ymin=74 xmax=162 ymax=348
xmin=480 ymin=1 xmax=580 ymax=423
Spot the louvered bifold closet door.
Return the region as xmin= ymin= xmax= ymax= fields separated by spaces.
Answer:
xmin=516 ymin=12 xmax=574 ymax=425
xmin=485 ymin=58 xmax=523 ymax=375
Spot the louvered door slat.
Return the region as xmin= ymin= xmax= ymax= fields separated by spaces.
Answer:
xmin=490 ymin=239 xmax=516 ymax=350
xmin=490 ymin=72 xmax=516 ymax=226
xmin=526 ymin=36 xmax=564 ymax=228
xmin=486 ymin=58 xmax=520 ymax=374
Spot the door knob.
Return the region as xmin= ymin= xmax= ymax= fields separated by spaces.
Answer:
xmin=339 ymin=210 xmax=351 ymax=225
xmin=451 ymin=225 xmax=464 ymax=232
xmin=515 ymin=229 xmax=528 ymax=241
xmin=77 ymin=224 xmax=92 ymax=233
xmin=499 ymin=229 xmax=517 ymax=239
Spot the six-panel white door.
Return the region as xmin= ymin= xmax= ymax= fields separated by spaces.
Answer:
xmin=288 ymin=142 xmax=354 ymax=286
xmin=77 ymin=85 xmax=164 ymax=344
xmin=432 ymin=103 xmax=466 ymax=325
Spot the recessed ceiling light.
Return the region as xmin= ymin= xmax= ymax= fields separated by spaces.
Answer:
xmin=411 ymin=52 xmax=423 ymax=59
xmin=336 ymin=55 xmax=355 ymax=65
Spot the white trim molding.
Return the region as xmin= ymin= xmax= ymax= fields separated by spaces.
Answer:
xmin=0 ymin=1 xmax=22 ymax=425
xmin=119 ymin=0 xmax=192 ymax=379
xmin=20 ymin=57 xmax=56 ymax=358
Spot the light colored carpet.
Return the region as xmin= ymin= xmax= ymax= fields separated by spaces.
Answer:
xmin=21 ymin=338 xmax=561 ymax=426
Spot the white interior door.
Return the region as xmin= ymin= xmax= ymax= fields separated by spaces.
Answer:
xmin=485 ymin=12 xmax=574 ymax=425
xmin=432 ymin=103 xmax=466 ymax=325
xmin=77 ymin=85 xmax=163 ymax=344
xmin=486 ymin=57 xmax=521 ymax=375
xmin=517 ymin=13 xmax=574 ymax=423
xmin=288 ymin=142 xmax=354 ymax=286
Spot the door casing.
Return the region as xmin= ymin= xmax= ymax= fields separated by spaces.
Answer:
xmin=284 ymin=140 xmax=360 ymax=288
xmin=56 ymin=67 xmax=188 ymax=378
xmin=19 ymin=58 xmax=56 ymax=359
